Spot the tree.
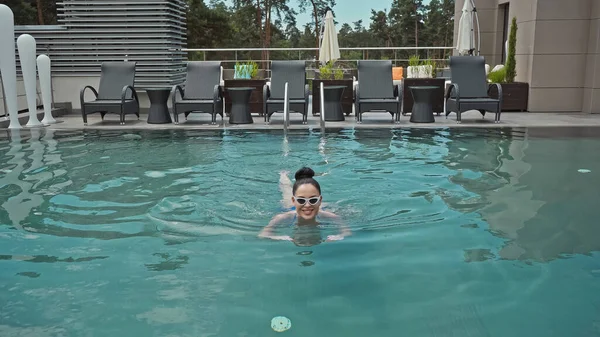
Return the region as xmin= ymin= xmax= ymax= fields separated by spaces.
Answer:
xmin=423 ymin=0 xmax=445 ymax=59
xmin=389 ymin=0 xmax=425 ymax=48
xmin=369 ymin=9 xmax=393 ymax=59
xmin=186 ymin=0 xmax=233 ymax=60
xmin=440 ymin=0 xmax=455 ymax=59
xmin=297 ymin=0 xmax=336 ymax=55
xmin=4 ymin=0 xmax=38 ymax=25
xmin=234 ymin=0 xmax=295 ymax=65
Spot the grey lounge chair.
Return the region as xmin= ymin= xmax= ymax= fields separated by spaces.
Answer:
xmin=171 ymin=61 xmax=224 ymax=125
xmin=355 ymin=60 xmax=401 ymax=123
xmin=445 ymin=56 xmax=503 ymax=123
xmin=264 ymin=61 xmax=309 ymax=124
xmin=80 ymin=62 xmax=140 ymax=125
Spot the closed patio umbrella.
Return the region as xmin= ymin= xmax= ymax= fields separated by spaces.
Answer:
xmin=456 ymin=0 xmax=480 ymax=55
xmin=319 ymin=10 xmax=340 ymax=64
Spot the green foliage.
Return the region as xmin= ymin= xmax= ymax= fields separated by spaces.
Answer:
xmin=6 ymin=0 xmax=57 ymax=25
xmin=334 ymin=68 xmax=344 ymax=80
xmin=10 ymin=0 xmax=457 ymax=65
xmin=487 ymin=67 xmax=506 ymax=83
xmin=389 ymin=0 xmax=425 ymax=47
xmin=505 ymin=17 xmax=518 ymax=83
xmin=318 ymin=61 xmax=344 ymax=80
xmin=424 ymin=59 xmax=437 ymax=78
xmin=409 ymin=55 xmax=421 ymax=67
xmin=235 ymin=60 xmax=260 ymax=79
xmin=319 ymin=62 xmax=333 ymax=79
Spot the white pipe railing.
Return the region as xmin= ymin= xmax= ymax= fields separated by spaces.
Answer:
xmin=283 ymin=82 xmax=289 ymax=131
xmin=319 ymin=82 xmax=325 ymax=130
xmin=182 ymin=46 xmax=455 ymax=65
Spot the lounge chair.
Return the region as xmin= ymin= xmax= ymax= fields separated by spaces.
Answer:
xmin=445 ymin=56 xmax=503 ymax=123
xmin=355 ymin=60 xmax=401 ymax=123
xmin=171 ymin=61 xmax=224 ymax=125
xmin=80 ymin=61 xmax=140 ymax=125
xmin=264 ymin=61 xmax=309 ymax=124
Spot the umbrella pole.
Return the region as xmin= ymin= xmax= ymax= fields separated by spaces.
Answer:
xmin=470 ymin=0 xmax=481 ymax=56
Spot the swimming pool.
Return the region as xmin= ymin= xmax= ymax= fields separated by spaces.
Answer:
xmin=1 ymin=127 xmax=599 ymax=336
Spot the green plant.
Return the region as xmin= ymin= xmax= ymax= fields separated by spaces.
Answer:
xmin=487 ymin=67 xmax=506 ymax=83
xmin=424 ymin=59 xmax=437 ymax=78
xmin=319 ymin=62 xmax=333 ymax=79
xmin=505 ymin=17 xmax=517 ymax=83
xmin=234 ymin=60 xmax=259 ymax=79
xmin=333 ymin=68 xmax=344 ymax=80
xmin=408 ymin=55 xmax=421 ymax=68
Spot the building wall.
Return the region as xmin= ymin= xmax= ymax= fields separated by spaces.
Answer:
xmin=455 ymin=0 xmax=600 ymax=113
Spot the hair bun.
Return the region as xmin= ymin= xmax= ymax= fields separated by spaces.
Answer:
xmin=294 ymin=167 xmax=315 ymax=180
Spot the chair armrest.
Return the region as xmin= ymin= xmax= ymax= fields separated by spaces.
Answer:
xmin=80 ymin=85 xmax=98 ymax=104
xmin=488 ymin=83 xmax=503 ymax=102
xmin=446 ymin=83 xmax=460 ymax=101
xmin=263 ymin=83 xmax=270 ymax=102
xmin=395 ymin=83 xmax=403 ymax=98
xmin=121 ymin=85 xmax=138 ymax=103
xmin=304 ymin=84 xmax=310 ymax=101
xmin=171 ymin=85 xmax=184 ymax=106
xmin=213 ymin=84 xmax=223 ymax=102
xmin=354 ymin=83 xmax=360 ymax=103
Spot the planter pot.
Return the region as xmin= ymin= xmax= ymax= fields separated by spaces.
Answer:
xmin=489 ymin=82 xmax=529 ymax=112
xmin=312 ymin=79 xmax=354 ymax=116
xmin=224 ymin=79 xmax=266 ymax=116
xmin=407 ymin=65 xmax=433 ymax=79
xmin=402 ymin=78 xmax=446 ymax=114
xmin=234 ymin=65 xmax=256 ymax=79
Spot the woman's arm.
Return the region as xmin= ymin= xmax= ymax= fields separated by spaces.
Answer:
xmin=320 ymin=211 xmax=352 ymax=241
xmin=279 ymin=170 xmax=294 ymax=209
xmin=258 ymin=213 xmax=294 ymax=241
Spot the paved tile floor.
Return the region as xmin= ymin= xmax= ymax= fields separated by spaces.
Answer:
xmin=3 ymin=109 xmax=600 ymax=131
xmin=30 ymin=111 xmax=600 ymax=131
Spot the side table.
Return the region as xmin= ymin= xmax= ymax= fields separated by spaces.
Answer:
xmin=409 ymin=86 xmax=437 ymax=123
xmin=226 ymin=87 xmax=254 ymax=124
xmin=146 ymin=88 xmax=172 ymax=124
xmin=322 ymin=85 xmax=346 ymax=121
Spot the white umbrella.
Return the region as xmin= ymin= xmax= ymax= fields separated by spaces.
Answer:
xmin=319 ymin=10 xmax=340 ymax=64
xmin=456 ymin=0 xmax=480 ymax=55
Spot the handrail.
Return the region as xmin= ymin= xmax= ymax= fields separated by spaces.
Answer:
xmin=181 ymin=46 xmax=456 ymax=67
xmin=183 ymin=47 xmax=454 ymax=52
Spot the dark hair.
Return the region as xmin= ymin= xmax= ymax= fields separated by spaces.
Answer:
xmin=292 ymin=167 xmax=321 ymax=195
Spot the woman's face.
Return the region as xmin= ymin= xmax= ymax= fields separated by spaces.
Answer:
xmin=292 ymin=183 xmax=322 ymax=221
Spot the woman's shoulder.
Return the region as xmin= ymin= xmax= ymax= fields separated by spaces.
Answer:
xmin=272 ymin=211 xmax=296 ymax=222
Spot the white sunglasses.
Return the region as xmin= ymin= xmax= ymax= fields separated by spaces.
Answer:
xmin=294 ymin=195 xmax=322 ymax=206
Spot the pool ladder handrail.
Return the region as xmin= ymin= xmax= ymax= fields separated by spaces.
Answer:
xmin=283 ymin=82 xmax=289 ymax=131
xmin=319 ymin=82 xmax=325 ymax=131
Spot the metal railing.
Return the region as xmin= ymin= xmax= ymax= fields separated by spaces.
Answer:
xmin=183 ymin=46 xmax=455 ymax=69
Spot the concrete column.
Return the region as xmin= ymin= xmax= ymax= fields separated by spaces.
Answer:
xmin=583 ymin=0 xmax=600 ymax=113
xmin=454 ymin=0 xmax=600 ymax=113
xmin=528 ymin=0 xmax=592 ymax=112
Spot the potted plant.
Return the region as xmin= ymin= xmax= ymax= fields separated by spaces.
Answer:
xmin=234 ymin=61 xmax=259 ymax=79
xmin=488 ymin=17 xmax=529 ymax=111
xmin=407 ymin=55 xmax=434 ymax=79
xmin=225 ymin=60 xmax=266 ymax=116
xmin=402 ymin=57 xmax=446 ymax=115
xmin=312 ymin=61 xmax=353 ymax=116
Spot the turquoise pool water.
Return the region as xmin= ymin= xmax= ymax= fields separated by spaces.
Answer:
xmin=1 ymin=127 xmax=600 ymax=336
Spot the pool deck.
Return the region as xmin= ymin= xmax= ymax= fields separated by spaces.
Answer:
xmin=3 ymin=110 xmax=600 ymax=130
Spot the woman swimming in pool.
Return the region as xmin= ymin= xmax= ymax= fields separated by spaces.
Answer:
xmin=258 ymin=167 xmax=351 ymax=243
